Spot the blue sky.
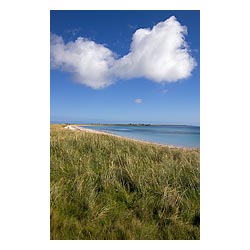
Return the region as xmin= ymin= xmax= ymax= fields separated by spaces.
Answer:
xmin=50 ymin=10 xmax=200 ymax=125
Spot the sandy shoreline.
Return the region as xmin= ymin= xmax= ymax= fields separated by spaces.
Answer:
xmin=64 ymin=125 xmax=191 ymax=149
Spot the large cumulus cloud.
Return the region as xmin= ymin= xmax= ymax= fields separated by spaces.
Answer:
xmin=51 ymin=16 xmax=196 ymax=89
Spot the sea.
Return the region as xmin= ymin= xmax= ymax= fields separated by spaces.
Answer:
xmin=80 ymin=125 xmax=200 ymax=148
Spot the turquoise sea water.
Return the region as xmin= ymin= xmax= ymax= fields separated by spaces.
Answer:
xmin=80 ymin=125 xmax=200 ymax=148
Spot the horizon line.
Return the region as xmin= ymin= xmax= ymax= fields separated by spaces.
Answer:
xmin=50 ymin=121 xmax=200 ymax=127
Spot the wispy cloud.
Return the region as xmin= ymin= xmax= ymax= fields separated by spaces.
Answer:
xmin=161 ymin=89 xmax=168 ymax=94
xmin=128 ymin=24 xmax=138 ymax=30
xmin=64 ymin=27 xmax=82 ymax=36
xmin=51 ymin=16 xmax=196 ymax=89
xmin=134 ymin=98 xmax=143 ymax=104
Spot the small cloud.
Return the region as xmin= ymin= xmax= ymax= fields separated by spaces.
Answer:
xmin=161 ymin=89 xmax=168 ymax=94
xmin=134 ymin=98 xmax=143 ymax=104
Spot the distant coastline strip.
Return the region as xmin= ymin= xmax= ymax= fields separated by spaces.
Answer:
xmin=64 ymin=125 xmax=184 ymax=149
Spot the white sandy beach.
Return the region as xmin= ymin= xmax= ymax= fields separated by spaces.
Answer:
xmin=64 ymin=125 xmax=181 ymax=148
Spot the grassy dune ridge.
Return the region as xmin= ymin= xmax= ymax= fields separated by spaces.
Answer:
xmin=50 ymin=124 xmax=200 ymax=240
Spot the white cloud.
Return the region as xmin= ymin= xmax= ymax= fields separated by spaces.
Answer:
xmin=51 ymin=16 xmax=196 ymax=89
xmin=50 ymin=34 xmax=115 ymax=89
xmin=134 ymin=98 xmax=143 ymax=104
xmin=113 ymin=16 xmax=196 ymax=82
xmin=161 ymin=89 xmax=168 ymax=94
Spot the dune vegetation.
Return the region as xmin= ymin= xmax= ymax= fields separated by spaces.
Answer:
xmin=50 ymin=124 xmax=200 ymax=240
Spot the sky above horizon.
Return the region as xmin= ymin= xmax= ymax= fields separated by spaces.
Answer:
xmin=50 ymin=10 xmax=200 ymax=125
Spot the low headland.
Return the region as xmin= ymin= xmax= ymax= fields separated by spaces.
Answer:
xmin=50 ymin=124 xmax=200 ymax=240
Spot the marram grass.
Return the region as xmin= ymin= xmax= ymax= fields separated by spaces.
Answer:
xmin=50 ymin=124 xmax=200 ymax=240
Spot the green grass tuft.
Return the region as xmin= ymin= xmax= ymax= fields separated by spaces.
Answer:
xmin=50 ymin=124 xmax=200 ymax=240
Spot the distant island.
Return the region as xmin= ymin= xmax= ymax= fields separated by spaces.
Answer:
xmin=89 ymin=123 xmax=152 ymax=126
xmin=58 ymin=122 xmax=198 ymax=127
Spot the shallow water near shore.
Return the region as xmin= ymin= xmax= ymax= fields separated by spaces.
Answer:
xmin=80 ymin=125 xmax=200 ymax=148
